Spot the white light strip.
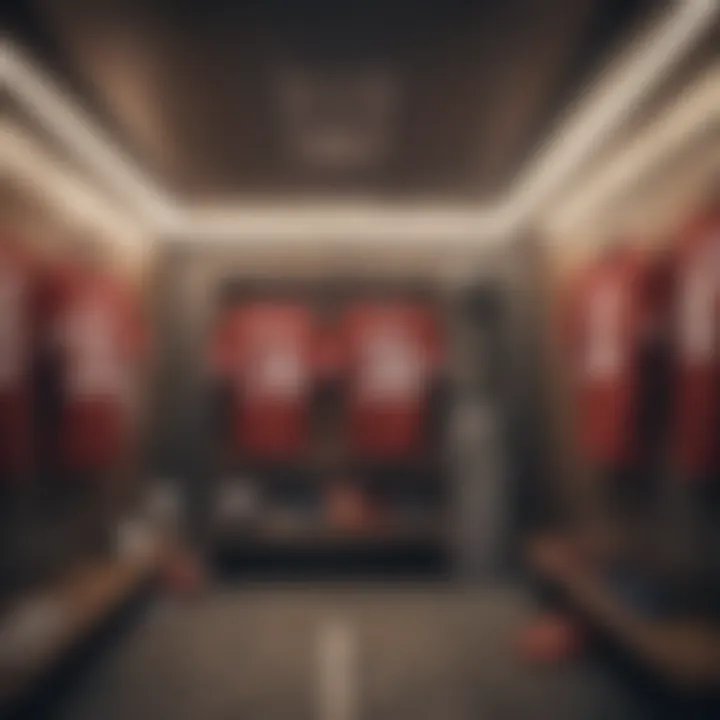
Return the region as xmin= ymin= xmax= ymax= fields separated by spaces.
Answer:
xmin=504 ymin=0 xmax=718 ymax=225
xmin=542 ymin=64 xmax=720 ymax=237
xmin=1 ymin=121 xmax=145 ymax=247
xmin=175 ymin=203 xmax=508 ymax=244
xmin=1 ymin=42 xmax=176 ymax=229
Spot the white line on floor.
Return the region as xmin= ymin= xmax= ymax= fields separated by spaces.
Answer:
xmin=318 ymin=617 xmax=357 ymax=720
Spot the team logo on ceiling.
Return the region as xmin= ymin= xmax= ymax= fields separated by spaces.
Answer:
xmin=274 ymin=62 xmax=401 ymax=172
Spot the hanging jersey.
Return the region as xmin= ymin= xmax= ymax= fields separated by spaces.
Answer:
xmin=0 ymin=240 xmax=47 ymax=476
xmin=51 ymin=268 xmax=144 ymax=471
xmin=340 ymin=303 xmax=443 ymax=460
xmin=562 ymin=249 xmax=653 ymax=465
xmin=669 ymin=213 xmax=720 ymax=477
xmin=210 ymin=303 xmax=317 ymax=460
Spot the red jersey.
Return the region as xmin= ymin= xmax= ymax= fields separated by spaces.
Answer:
xmin=339 ymin=303 xmax=443 ymax=460
xmin=51 ymin=267 xmax=144 ymax=471
xmin=0 ymin=239 xmax=49 ymax=476
xmin=562 ymin=248 xmax=654 ymax=465
xmin=210 ymin=303 xmax=317 ymax=460
xmin=668 ymin=212 xmax=720 ymax=476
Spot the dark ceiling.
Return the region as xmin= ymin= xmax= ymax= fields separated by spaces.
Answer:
xmin=6 ymin=0 xmax=665 ymax=201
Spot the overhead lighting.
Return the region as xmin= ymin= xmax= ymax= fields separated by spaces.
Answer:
xmin=1 ymin=0 xmax=716 ymax=245
xmin=1 ymin=42 xmax=176 ymax=231
xmin=503 ymin=0 xmax=718 ymax=227
xmin=174 ymin=202 xmax=508 ymax=245
xmin=1 ymin=121 xmax=146 ymax=248
xmin=170 ymin=0 xmax=717 ymax=242
xmin=542 ymin=65 xmax=720 ymax=238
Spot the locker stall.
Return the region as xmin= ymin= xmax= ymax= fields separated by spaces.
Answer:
xmin=526 ymin=94 xmax=720 ymax=690
xmin=0 ymin=139 xmax=159 ymax=712
xmin=149 ymin=241 xmax=523 ymax=578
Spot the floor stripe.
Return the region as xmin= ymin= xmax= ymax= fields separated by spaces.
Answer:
xmin=318 ymin=617 xmax=357 ymax=720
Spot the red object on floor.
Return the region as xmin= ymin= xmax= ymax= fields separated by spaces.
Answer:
xmin=517 ymin=613 xmax=585 ymax=662
xmin=162 ymin=551 xmax=206 ymax=597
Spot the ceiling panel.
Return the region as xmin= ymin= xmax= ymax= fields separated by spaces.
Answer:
xmin=7 ymin=0 xmax=665 ymax=200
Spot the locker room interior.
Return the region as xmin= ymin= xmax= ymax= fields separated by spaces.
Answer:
xmin=2 ymin=1 xmax=720 ymax=719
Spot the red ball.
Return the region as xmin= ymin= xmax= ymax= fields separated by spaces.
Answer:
xmin=162 ymin=552 xmax=205 ymax=596
xmin=517 ymin=613 xmax=584 ymax=662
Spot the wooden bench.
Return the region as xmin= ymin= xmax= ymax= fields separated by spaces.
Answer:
xmin=527 ymin=534 xmax=720 ymax=690
xmin=0 ymin=552 xmax=158 ymax=710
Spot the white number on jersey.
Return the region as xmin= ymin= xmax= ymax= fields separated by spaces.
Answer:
xmin=245 ymin=345 xmax=305 ymax=399
xmin=64 ymin=304 xmax=125 ymax=398
xmin=359 ymin=332 xmax=425 ymax=401
xmin=585 ymin=280 xmax=623 ymax=380
xmin=678 ymin=236 xmax=719 ymax=366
